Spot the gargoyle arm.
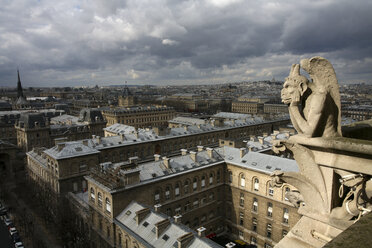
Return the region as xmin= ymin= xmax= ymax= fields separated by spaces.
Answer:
xmin=289 ymin=92 xmax=326 ymax=137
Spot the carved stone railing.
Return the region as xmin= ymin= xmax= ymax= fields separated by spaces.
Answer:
xmin=273 ymin=136 xmax=372 ymax=248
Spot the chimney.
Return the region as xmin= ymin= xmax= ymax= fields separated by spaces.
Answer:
xmin=154 ymin=154 xmax=161 ymax=161
xmin=162 ymin=156 xmax=170 ymax=168
xmin=155 ymin=219 xmax=170 ymax=239
xmin=96 ymin=136 xmax=102 ymax=144
xmin=197 ymin=124 xmax=201 ymax=129
xmin=197 ymin=227 xmax=206 ymax=237
xmin=129 ymin=156 xmax=138 ymax=164
xmin=240 ymin=147 xmax=247 ymax=158
xmin=180 ymin=149 xmax=188 ymax=156
xmin=135 ymin=208 xmax=150 ymax=225
xmin=271 ymin=134 xmax=276 ymax=140
xmin=190 ymin=151 xmax=197 ymax=162
xmin=206 ymin=147 xmax=213 ymax=158
xmin=250 ymin=135 xmax=255 ymax=142
xmin=177 ymin=232 xmax=194 ymax=248
xmin=263 ymin=132 xmax=268 ymax=137
xmin=174 ymin=214 xmax=182 ymax=224
xmin=197 ymin=146 xmax=203 ymax=152
xmin=248 ymin=146 xmax=253 ymax=152
xmin=82 ymin=140 xmax=88 ymax=146
xmin=258 ymin=137 xmax=264 ymax=144
xmin=231 ymin=119 xmax=235 ymax=125
xmin=57 ymin=143 xmax=65 ymax=151
xmin=273 ymin=130 xmax=279 ymax=135
xmin=183 ymin=126 xmax=188 ymax=131
xmin=120 ymin=133 xmax=125 ymax=141
xmin=134 ymin=130 xmax=139 ymax=139
xmin=154 ymin=204 xmax=162 ymax=213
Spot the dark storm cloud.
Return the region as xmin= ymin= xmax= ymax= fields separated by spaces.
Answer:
xmin=0 ymin=0 xmax=371 ymax=86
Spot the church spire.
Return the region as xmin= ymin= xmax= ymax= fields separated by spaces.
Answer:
xmin=17 ymin=69 xmax=24 ymax=98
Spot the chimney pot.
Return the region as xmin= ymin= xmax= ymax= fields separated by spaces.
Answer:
xmin=190 ymin=151 xmax=197 ymax=162
xmin=197 ymin=227 xmax=206 ymax=237
xmin=180 ymin=149 xmax=187 ymax=156
xmin=154 ymin=154 xmax=161 ymax=161
xmin=197 ymin=146 xmax=203 ymax=152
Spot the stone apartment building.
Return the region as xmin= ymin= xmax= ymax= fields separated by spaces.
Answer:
xmin=101 ymin=105 xmax=176 ymax=128
xmin=16 ymin=108 xmax=106 ymax=151
xmin=71 ymin=145 xmax=300 ymax=248
xmin=25 ymin=117 xmax=290 ymax=200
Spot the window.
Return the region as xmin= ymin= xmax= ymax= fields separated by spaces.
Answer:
xmin=154 ymin=190 xmax=160 ymax=203
xmin=201 ymin=176 xmax=206 ymax=188
xmin=175 ymin=183 xmax=180 ymax=197
xmin=184 ymin=180 xmax=190 ymax=194
xmin=254 ymin=178 xmax=259 ymax=191
xmin=250 ymin=236 xmax=257 ymax=245
xmin=193 ymin=178 xmax=198 ymax=191
xmin=209 ymin=173 xmax=213 ymax=184
xmin=240 ymin=193 xmax=244 ymax=207
xmin=239 ymin=212 xmax=244 ymax=226
xmin=217 ymin=170 xmax=220 ymax=183
xmin=209 ymin=211 xmax=215 ymax=220
xmin=239 ymin=230 xmax=244 ymax=239
xmin=228 ymin=171 xmax=232 ymax=183
xmin=240 ymin=173 xmax=245 ymax=187
xmin=90 ymin=188 xmax=95 ymax=201
xmin=285 ymin=187 xmax=290 ymax=201
xmin=184 ymin=201 xmax=190 ymax=212
xmin=264 ymin=244 xmax=273 ymax=248
xmin=175 ymin=205 xmax=181 ymax=215
xmin=253 ymin=198 xmax=258 ymax=212
xmin=283 ymin=208 xmax=289 ymax=224
xmin=267 ymin=203 xmax=273 ymax=217
xmin=193 ymin=199 xmax=199 ymax=208
xmin=252 ymin=218 xmax=257 ymax=232
xmin=209 ymin=192 xmax=215 ymax=201
xmin=201 ymin=195 xmax=207 ymax=205
xmin=269 ymin=186 xmax=274 ymax=196
xmin=282 ymin=230 xmax=288 ymax=238
xmin=201 ymin=215 xmax=207 ymax=223
xmin=79 ymin=161 xmax=87 ymax=172
xmin=266 ymin=224 xmax=272 ymax=239
xmin=98 ymin=192 xmax=102 ymax=207
xmin=107 ymin=226 xmax=110 ymax=238
xmin=166 ymin=208 xmax=172 ymax=216
xmin=165 ymin=186 xmax=170 ymax=200
xmin=106 ymin=198 xmax=111 ymax=213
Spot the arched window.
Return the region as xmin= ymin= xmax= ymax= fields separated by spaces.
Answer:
xmin=154 ymin=190 xmax=160 ymax=204
xmin=106 ymin=198 xmax=111 ymax=213
xmin=209 ymin=173 xmax=214 ymax=184
xmin=240 ymin=173 xmax=245 ymax=187
xmin=165 ymin=186 xmax=171 ymax=200
xmin=175 ymin=183 xmax=180 ymax=197
xmin=98 ymin=192 xmax=102 ymax=207
xmin=90 ymin=188 xmax=95 ymax=201
xmin=283 ymin=208 xmax=289 ymax=224
xmin=193 ymin=177 xmax=198 ymax=191
xmin=184 ymin=180 xmax=190 ymax=194
xmin=201 ymin=175 xmax=206 ymax=188
xmin=228 ymin=170 xmax=232 ymax=183
xmin=254 ymin=178 xmax=259 ymax=191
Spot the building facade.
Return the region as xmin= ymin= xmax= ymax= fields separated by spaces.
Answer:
xmin=102 ymin=106 xmax=176 ymax=128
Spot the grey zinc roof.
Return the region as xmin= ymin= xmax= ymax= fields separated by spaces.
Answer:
xmin=50 ymin=114 xmax=80 ymax=124
xmin=44 ymin=141 xmax=100 ymax=159
xmin=104 ymin=123 xmax=136 ymax=134
xmin=212 ymin=112 xmax=252 ymax=120
xmin=115 ymin=201 xmax=222 ymax=248
xmin=169 ymin=116 xmax=206 ymax=126
xmin=221 ymin=146 xmax=299 ymax=174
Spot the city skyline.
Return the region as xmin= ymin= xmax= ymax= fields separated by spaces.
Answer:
xmin=1 ymin=0 xmax=372 ymax=87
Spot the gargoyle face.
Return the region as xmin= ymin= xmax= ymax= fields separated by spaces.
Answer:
xmin=281 ymin=78 xmax=301 ymax=105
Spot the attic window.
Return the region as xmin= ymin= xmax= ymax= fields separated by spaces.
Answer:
xmin=152 ymin=173 xmax=157 ymax=178
xmin=162 ymin=234 xmax=169 ymax=241
xmin=251 ymin=162 xmax=257 ymax=166
xmin=266 ymin=166 xmax=272 ymax=169
xmin=275 ymin=168 xmax=281 ymax=171
xmin=241 ymin=160 xmax=247 ymax=163
xmin=143 ymin=221 xmax=149 ymax=227
xmin=125 ymin=210 xmax=131 ymax=216
xmin=151 ymin=227 xmax=156 ymax=233
xmin=75 ymin=147 xmax=82 ymax=152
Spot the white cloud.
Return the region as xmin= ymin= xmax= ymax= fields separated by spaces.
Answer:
xmin=162 ymin=39 xmax=179 ymax=46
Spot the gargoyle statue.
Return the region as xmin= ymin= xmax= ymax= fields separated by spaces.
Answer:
xmin=281 ymin=56 xmax=341 ymax=138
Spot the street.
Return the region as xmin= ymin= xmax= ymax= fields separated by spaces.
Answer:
xmin=0 ymin=221 xmax=13 ymax=248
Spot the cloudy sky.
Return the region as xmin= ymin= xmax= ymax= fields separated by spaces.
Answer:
xmin=0 ymin=0 xmax=372 ymax=87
